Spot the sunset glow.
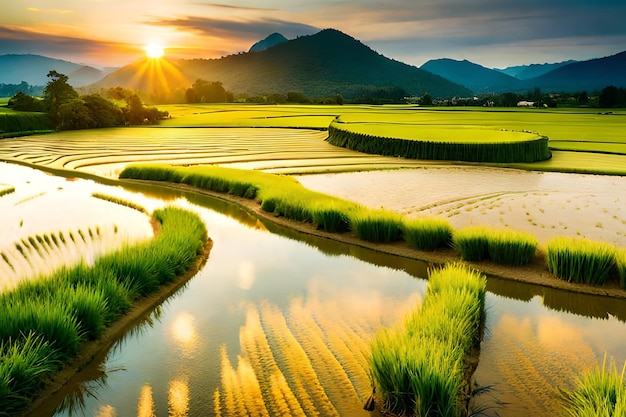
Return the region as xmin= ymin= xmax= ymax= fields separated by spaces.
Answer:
xmin=144 ymin=44 xmax=165 ymax=59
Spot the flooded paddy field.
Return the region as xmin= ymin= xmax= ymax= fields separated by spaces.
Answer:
xmin=2 ymin=163 xmax=624 ymax=417
xmin=297 ymin=166 xmax=626 ymax=247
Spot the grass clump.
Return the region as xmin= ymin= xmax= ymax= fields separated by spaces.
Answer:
xmin=350 ymin=209 xmax=403 ymax=243
xmin=0 ymin=206 xmax=207 ymax=415
xmin=452 ymin=226 xmax=490 ymax=262
xmin=560 ymin=356 xmax=626 ymax=417
xmin=92 ymin=192 xmax=148 ymax=214
xmin=0 ymin=187 xmax=15 ymax=198
xmin=546 ymin=236 xmax=617 ymax=285
xmin=453 ymin=226 xmax=537 ymax=266
xmin=120 ymin=163 xmax=363 ymax=233
xmin=403 ymin=217 xmax=453 ymax=251
xmin=369 ymin=263 xmax=486 ymax=417
xmin=485 ymin=228 xmax=537 ymax=266
xmin=616 ymin=249 xmax=626 ymax=290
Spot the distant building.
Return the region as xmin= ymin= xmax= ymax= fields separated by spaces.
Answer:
xmin=517 ymin=101 xmax=535 ymax=107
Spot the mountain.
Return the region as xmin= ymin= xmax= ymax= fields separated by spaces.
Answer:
xmin=0 ymin=54 xmax=111 ymax=87
xmin=93 ymin=29 xmax=472 ymax=99
xmin=527 ymin=51 xmax=626 ymax=92
xmin=497 ymin=60 xmax=577 ymax=80
xmin=420 ymin=58 xmax=521 ymax=93
xmin=249 ymin=33 xmax=288 ymax=53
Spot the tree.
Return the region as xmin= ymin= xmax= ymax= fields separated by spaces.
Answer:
xmin=123 ymin=94 xmax=168 ymax=125
xmin=82 ymin=94 xmax=124 ymax=128
xmin=186 ymin=79 xmax=232 ymax=103
xmin=599 ymin=86 xmax=626 ymax=108
xmin=419 ymin=92 xmax=433 ymax=106
xmin=8 ymin=92 xmax=44 ymax=111
xmin=43 ymin=71 xmax=78 ymax=126
xmin=56 ymin=99 xmax=93 ymax=130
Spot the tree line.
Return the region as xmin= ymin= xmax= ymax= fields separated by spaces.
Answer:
xmin=7 ymin=71 xmax=169 ymax=130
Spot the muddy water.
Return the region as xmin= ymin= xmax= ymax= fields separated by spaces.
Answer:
xmin=296 ymin=167 xmax=626 ymax=247
xmin=4 ymin=164 xmax=625 ymax=417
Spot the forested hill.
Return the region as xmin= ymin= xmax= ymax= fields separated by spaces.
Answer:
xmin=421 ymin=58 xmax=522 ymax=93
xmin=527 ymin=51 xmax=626 ymax=92
xmin=94 ymin=29 xmax=472 ymax=99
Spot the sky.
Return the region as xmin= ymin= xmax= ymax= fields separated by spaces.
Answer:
xmin=1 ymin=0 xmax=626 ymax=69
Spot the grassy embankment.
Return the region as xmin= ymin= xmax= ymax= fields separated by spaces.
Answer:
xmin=0 ymin=205 xmax=207 ymax=416
xmin=368 ymin=263 xmax=486 ymax=416
xmin=560 ymin=356 xmax=626 ymax=417
xmin=0 ymin=107 xmax=53 ymax=139
xmin=119 ymin=163 xmax=625 ymax=290
xmin=327 ymin=117 xmax=552 ymax=163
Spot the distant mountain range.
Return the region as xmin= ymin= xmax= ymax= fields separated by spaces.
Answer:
xmin=496 ymin=60 xmax=577 ymax=80
xmin=0 ymin=54 xmax=117 ymax=87
xmin=421 ymin=52 xmax=626 ymax=94
xmin=2 ymin=29 xmax=625 ymax=98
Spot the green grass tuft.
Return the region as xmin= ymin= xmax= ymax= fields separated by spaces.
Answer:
xmin=403 ymin=217 xmax=453 ymax=251
xmin=560 ymin=356 xmax=626 ymax=417
xmin=546 ymin=236 xmax=617 ymax=285
xmin=369 ymin=262 xmax=486 ymax=416
xmin=350 ymin=209 xmax=403 ymax=243
xmin=616 ymin=249 xmax=626 ymax=290
xmin=0 ymin=206 xmax=207 ymax=415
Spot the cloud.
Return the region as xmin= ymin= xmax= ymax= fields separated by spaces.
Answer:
xmin=0 ymin=25 xmax=137 ymax=66
xmin=146 ymin=15 xmax=318 ymax=41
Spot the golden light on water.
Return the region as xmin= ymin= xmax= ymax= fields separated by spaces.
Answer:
xmin=137 ymin=385 xmax=155 ymax=417
xmin=170 ymin=312 xmax=199 ymax=353
xmin=237 ymin=261 xmax=255 ymax=290
xmin=94 ymin=404 xmax=116 ymax=417
xmin=168 ymin=379 xmax=190 ymax=417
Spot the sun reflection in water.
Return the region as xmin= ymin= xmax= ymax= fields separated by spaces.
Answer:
xmin=168 ymin=379 xmax=190 ymax=417
xmin=170 ymin=311 xmax=199 ymax=355
xmin=237 ymin=261 xmax=255 ymax=290
xmin=95 ymin=404 xmax=116 ymax=417
xmin=137 ymin=385 xmax=155 ymax=417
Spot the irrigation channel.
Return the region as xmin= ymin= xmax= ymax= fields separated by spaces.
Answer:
xmin=2 ymin=162 xmax=626 ymax=417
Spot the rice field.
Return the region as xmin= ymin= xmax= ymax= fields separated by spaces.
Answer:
xmin=1 ymin=104 xmax=625 ymax=416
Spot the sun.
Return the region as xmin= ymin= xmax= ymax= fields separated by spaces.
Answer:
xmin=144 ymin=43 xmax=165 ymax=59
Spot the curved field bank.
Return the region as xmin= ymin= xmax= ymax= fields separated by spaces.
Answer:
xmin=328 ymin=118 xmax=551 ymax=163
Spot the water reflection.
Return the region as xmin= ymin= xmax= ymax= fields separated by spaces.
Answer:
xmin=487 ymin=276 xmax=626 ymax=322
xmin=137 ymin=385 xmax=155 ymax=417
xmin=168 ymin=380 xmax=190 ymax=417
xmin=169 ymin=312 xmax=198 ymax=356
xmin=7 ymin=162 xmax=625 ymax=417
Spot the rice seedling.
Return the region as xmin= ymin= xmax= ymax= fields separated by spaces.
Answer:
xmin=0 ymin=186 xmax=15 ymax=198
xmin=560 ymin=356 xmax=626 ymax=417
xmin=402 ymin=217 xmax=453 ymax=251
xmin=92 ymin=192 xmax=148 ymax=214
xmin=0 ymin=206 xmax=207 ymax=415
xmin=452 ymin=226 xmax=491 ymax=262
xmin=546 ymin=236 xmax=617 ymax=285
xmin=1 ymin=253 xmax=13 ymax=271
xmin=327 ymin=120 xmax=551 ymax=164
xmin=310 ymin=202 xmax=352 ymax=232
xmin=453 ymin=226 xmax=537 ymax=266
xmin=616 ymin=249 xmax=626 ymax=289
xmin=485 ymin=228 xmax=537 ymax=266
xmin=350 ymin=209 xmax=403 ymax=243
xmin=0 ymin=333 xmax=59 ymax=416
xmin=369 ymin=263 xmax=486 ymax=417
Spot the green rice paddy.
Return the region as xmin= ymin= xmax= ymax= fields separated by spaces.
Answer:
xmin=0 ymin=206 xmax=207 ymax=415
xmin=369 ymin=262 xmax=486 ymax=416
